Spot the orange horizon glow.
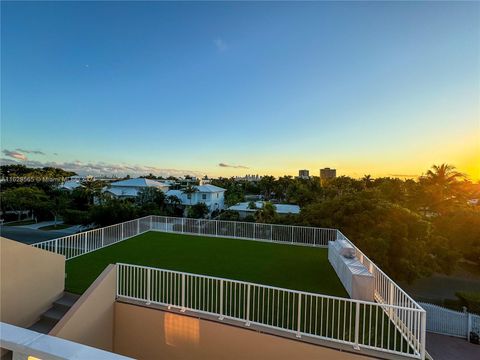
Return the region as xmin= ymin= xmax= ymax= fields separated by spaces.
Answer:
xmin=205 ymin=136 xmax=480 ymax=181
xmin=208 ymin=160 xmax=480 ymax=182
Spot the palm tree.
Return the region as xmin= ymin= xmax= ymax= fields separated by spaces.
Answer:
xmin=425 ymin=164 xmax=464 ymax=187
xmin=255 ymin=202 xmax=277 ymax=223
xmin=166 ymin=195 xmax=182 ymax=215
xmin=166 ymin=195 xmax=181 ymax=206
xmin=259 ymin=175 xmax=275 ymax=200
xmin=82 ymin=180 xmax=104 ymax=205
xmin=182 ymin=184 xmax=198 ymax=206
xmin=362 ymin=174 xmax=373 ymax=189
xmin=423 ymin=164 xmax=465 ymax=213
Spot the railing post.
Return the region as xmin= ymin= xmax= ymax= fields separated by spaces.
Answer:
xmin=420 ymin=310 xmax=426 ymax=360
xmin=216 ymin=220 xmax=218 ymax=237
xmin=137 ymin=219 xmax=140 ymax=234
xmin=181 ymin=273 xmax=186 ymax=312
xmin=121 ymin=223 xmax=124 ymax=239
xmin=354 ymin=302 xmax=360 ymax=350
xmin=149 ymin=215 xmax=153 ymax=230
xmin=198 ymin=219 xmax=201 ymax=234
xmin=233 ymin=222 xmax=236 ymax=237
xmin=146 ymin=268 xmax=151 ymax=305
xmin=164 ymin=217 xmax=167 ymax=231
xmin=54 ymin=238 xmax=58 ymax=254
xmin=101 ymin=228 xmax=105 ymax=247
xmin=389 ymin=282 xmax=395 ymax=317
xmin=253 ymin=223 xmax=256 ymax=239
xmin=116 ymin=264 xmax=120 ymax=298
xmin=182 ymin=218 xmax=184 ymax=233
xmin=219 ymin=280 xmax=224 ymax=320
xmin=291 ymin=227 xmax=294 ymax=244
xmin=84 ymin=233 xmax=88 ymax=254
xmin=467 ymin=311 xmax=472 ymax=340
xmin=246 ymin=284 xmax=251 ymax=326
xmin=270 ymin=224 xmax=273 ymax=241
xmin=296 ymin=293 xmax=302 ymax=338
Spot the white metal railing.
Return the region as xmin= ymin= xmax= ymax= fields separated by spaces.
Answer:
xmin=336 ymin=231 xmax=425 ymax=357
xmin=337 ymin=231 xmax=421 ymax=311
xmin=31 ymin=215 xmax=338 ymax=260
xmin=419 ymin=302 xmax=480 ymax=339
xmin=149 ymin=215 xmax=338 ymax=247
xmin=32 ymin=216 xmax=151 ymax=259
xmin=31 ymin=215 xmax=426 ymax=357
xmin=116 ymin=263 xmax=426 ymax=359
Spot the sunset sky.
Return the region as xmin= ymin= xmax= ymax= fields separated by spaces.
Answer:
xmin=1 ymin=2 xmax=479 ymax=180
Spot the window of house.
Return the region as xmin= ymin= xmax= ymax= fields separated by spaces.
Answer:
xmin=202 ymin=194 xmax=207 ymax=200
xmin=187 ymin=194 xmax=191 ymax=199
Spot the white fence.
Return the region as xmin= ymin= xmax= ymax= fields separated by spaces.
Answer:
xmin=420 ymin=302 xmax=480 ymax=339
xmin=150 ymin=215 xmax=338 ymax=246
xmin=117 ymin=263 xmax=426 ymax=359
xmin=31 ymin=216 xmax=337 ymax=260
xmin=337 ymin=231 xmax=421 ymax=313
xmin=32 ymin=216 xmax=151 ymax=259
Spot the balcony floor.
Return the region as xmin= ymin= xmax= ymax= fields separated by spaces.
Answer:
xmin=65 ymin=231 xmax=348 ymax=297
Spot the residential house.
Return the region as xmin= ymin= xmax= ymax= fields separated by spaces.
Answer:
xmin=166 ymin=184 xmax=225 ymax=213
xmin=227 ymin=201 xmax=300 ymax=218
xmin=58 ymin=180 xmax=83 ymax=191
xmin=103 ymin=178 xmax=170 ymax=199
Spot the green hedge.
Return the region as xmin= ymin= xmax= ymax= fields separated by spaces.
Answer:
xmin=456 ymin=291 xmax=480 ymax=314
xmin=62 ymin=209 xmax=90 ymax=225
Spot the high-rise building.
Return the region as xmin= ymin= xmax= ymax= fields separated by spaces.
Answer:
xmin=298 ymin=169 xmax=310 ymax=179
xmin=320 ymin=167 xmax=336 ymax=180
xmin=234 ymin=174 xmax=262 ymax=182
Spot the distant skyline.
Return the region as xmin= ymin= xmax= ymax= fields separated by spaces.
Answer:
xmin=1 ymin=2 xmax=479 ymax=180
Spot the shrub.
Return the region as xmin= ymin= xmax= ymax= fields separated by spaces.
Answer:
xmin=62 ymin=209 xmax=90 ymax=225
xmin=456 ymin=291 xmax=480 ymax=314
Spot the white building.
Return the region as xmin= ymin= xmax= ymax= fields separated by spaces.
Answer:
xmin=227 ymin=201 xmax=300 ymax=218
xmin=58 ymin=180 xmax=83 ymax=191
xmin=103 ymin=178 xmax=170 ymax=199
xmin=166 ymin=184 xmax=225 ymax=212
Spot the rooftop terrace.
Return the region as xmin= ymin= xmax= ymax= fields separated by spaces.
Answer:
xmin=30 ymin=215 xmax=426 ymax=359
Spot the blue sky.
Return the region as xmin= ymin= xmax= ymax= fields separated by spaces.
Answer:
xmin=1 ymin=1 xmax=479 ymax=179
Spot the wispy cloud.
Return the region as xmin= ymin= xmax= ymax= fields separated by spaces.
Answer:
xmin=218 ymin=162 xmax=249 ymax=169
xmin=0 ymin=158 xmax=203 ymax=178
xmin=2 ymin=150 xmax=27 ymax=161
xmin=15 ymin=148 xmax=45 ymax=155
xmin=213 ymin=38 xmax=228 ymax=52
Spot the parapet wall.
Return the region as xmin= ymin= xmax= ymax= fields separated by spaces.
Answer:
xmin=0 ymin=237 xmax=65 ymax=327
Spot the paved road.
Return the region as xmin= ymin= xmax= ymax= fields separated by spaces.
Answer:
xmin=401 ymin=273 xmax=480 ymax=300
xmin=0 ymin=226 xmax=72 ymax=244
xmin=427 ymin=332 xmax=480 ymax=360
xmin=18 ymin=220 xmax=64 ymax=230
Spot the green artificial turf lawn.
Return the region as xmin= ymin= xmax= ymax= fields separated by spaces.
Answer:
xmin=65 ymin=231 xmax=348 ymax=297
